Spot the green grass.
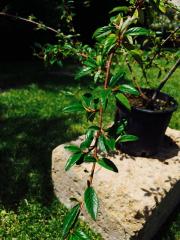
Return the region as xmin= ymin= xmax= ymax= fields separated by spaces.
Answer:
xmin=0 ymin=58 xmax=179 ymax=239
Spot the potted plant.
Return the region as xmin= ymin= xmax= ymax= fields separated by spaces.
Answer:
xmin=1 ymin=0 xmax=178 ymax=238
xmin=60 ymin=0 xmax=179 ymax=238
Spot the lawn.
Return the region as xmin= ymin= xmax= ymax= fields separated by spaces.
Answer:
xmin=0 ymin=58 xmax=179 ymax=239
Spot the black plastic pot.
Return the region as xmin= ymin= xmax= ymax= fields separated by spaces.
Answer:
xmin=115 ymin=89 xmax=178 ymax=157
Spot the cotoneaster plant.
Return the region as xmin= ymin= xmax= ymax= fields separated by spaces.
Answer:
xmin=61 ymin=1 xmax=179 ymax=239
xmin=1 ymin=1 xmax=179 ymax=239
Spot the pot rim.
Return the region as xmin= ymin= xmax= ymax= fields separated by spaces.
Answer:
xmin=117 ymin=89 xmax=178 ymax=114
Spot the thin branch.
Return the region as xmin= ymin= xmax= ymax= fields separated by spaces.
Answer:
xmin=0 ymin=12 xmax=59 ymax=34
xmin=88 ymin=105 xmax=103 ymax=186
xmin=88 ymin=163 xmax=96 ymax=187
xmin=148 ymin=27 xmax=179 ymax=67
xmin=104 ymin=52 xmax=114 ymax=89
xmin=151 ymin=58 xmax=180 ymax=101
xmin=126 ymin=59 xmax=149 ymax=100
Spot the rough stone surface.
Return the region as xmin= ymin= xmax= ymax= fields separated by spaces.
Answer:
xmin=52 ymin=128 xmax=180 ymax=240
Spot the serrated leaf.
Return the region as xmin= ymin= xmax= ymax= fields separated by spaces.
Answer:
xmin=103 ymin=34 xmax=117 ymax=54
xmin=64 ymin=145 xmax=81 ymax=153
xmin=116 ymin=93 xmax=131 ymax=110
xmin=125 ymin=27 xmax=151 ymax=36
xmin=62 ymin=204 xmax=80 ymax=238
xmin=65 ymin=153 xmax=83 ymax=171
xmin=84 ymin=187 xmax=99 ymax=221
xmin=98 ymin=158 xmax=118 ymax=172
xmin=75 ymin=67 xmax=92 ymax=80
xmin=109 ymin=69 xmax=125 ymax=87
xmin=119 ymin=84 xmax=139 ymax=96
xmin=118 ymin=134 xmax=138 ymax=143
xmin=84 ymin=155 xmax=96 ymax=163
xmin=92 ymin=26 xmax=112 ymax=40
xmin=63 ymin=103 xmax=84 ymax=113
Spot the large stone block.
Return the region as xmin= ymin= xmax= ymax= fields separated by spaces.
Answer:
xmin=52 ymin=128 xmax=180 ymax=240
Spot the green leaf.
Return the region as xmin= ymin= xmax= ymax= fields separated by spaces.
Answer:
xmin=94 ymin=70 xmax=101 ymax=83
xmin=74 ymin=229 xmax=90 ymax=240
xmin=82 ymin=93 xmax=92 ymax=108
xmin=84 ymin=155 xmax=96 ymax=163
xmin=63 ymin=103 xmax=84 ymax=113
xmin=118 ymin=134 xmax=138 ymax=142
xmin=154 ymin=0 xmax=166 ymax=13
xmin=159 ymin=1 xmax=166 ymax=13
xmin=109 ymin=69 xmax=125 ymax=87
xmin=84 ymin=58 xmax=97 ymax=68
xmin=70 ymin=229 xmax=91 ymax=240
xmin=65 ymin=153 xmax=83 ymax=171
xmin=98 ymin=158 xmax=118 ymax=172
xmin=110 ymin=14 xmax=123 ymax=26
xmin=86 ymin=111 xmax=96 ymax=122
xmin=92 ymin=26 xmax=112 ymax=40
xmin=116 ymin=120 xmax=127 ymax=134
xmin=75 ymin=67 xmax=92 ymax=80
xmin=88 ymin=126 xmax=100 ymax=131
xmin=103 ymin=34 xmax=117 ymax=54
xmin=105 ymin=138 xmax=116 ymax=151
xmin=121 ymin=16 xmax=136 ymax=32
xmin=69 ymin=235 xmax=78 ymax=240
xmin=98 ymin=135 xmax=108 ymax=152
xmin=130 ymin=49 xmax=143 ymax=66
xmin=93 ymin=98 xmax=99 ymax=110
xmin=84 ymin=187 xmax=99 ymax=220
xmin=109 ymin=6 xmax=129 ymax=14
xmin=100 ymin=89 xmax=111 ymax=110
xmin=62 ymin=204 xmax=80 ymax=238
xmin=132 ymin=8 xmax=139 ymax=19
xmin=126 ymin=35 xmax=133 ymax=45
xmin=96 ymin=55 xmax=102 ymax=66
xmin=119 ymin=84 xmax=139 ymax=96
xmin=80 ymin=129 xmax=94 ymax=150
xmin=64 ymin=145 xmax=81 ymax=153
xmin=116 ymin=93 xmax=131 ymax=110
xmin=125 ymin=27 xmax=151 ymax=36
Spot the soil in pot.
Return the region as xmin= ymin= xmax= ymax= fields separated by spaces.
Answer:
xmin=115 ymin=89 xmax=178 ymax=157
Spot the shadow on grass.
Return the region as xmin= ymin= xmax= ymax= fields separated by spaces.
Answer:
xmin=0 ymin=115 xmax=82 ymax=209
xmin=0 ymin=60 xmax=92 ymax=92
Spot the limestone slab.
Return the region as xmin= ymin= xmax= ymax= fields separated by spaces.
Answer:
xmin=52 ymin=128 xmax=180 ymax=240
